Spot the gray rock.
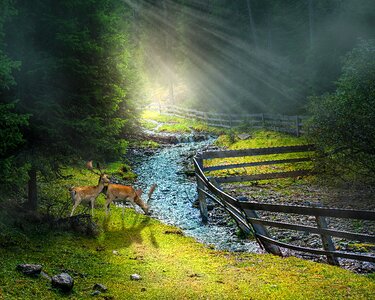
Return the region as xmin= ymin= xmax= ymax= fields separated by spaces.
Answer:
xmin=93 ymin=283 xmax=107 ymax=292
xmin=16 ymin=264 xmax=42 ymax=276
xmin=51 ymin=273 xmax=74 ymax=292
xmin=40 ymin=271 xmax=52 ymax=281
xmin=91 ymin=290 xmax=101 ymax=296
xmin=130 ymin=274 xmax=142 ymax=281
xmin=237 ymin=133 xmax=251 ymax=140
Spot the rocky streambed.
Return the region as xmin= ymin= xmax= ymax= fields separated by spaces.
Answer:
xmin=125 ymin=137 xmax=260 ymax=253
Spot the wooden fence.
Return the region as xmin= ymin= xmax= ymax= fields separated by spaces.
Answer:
xmin=147 ymin=104 xmax=306 ymax=136
xmin=193 ymin=145 xmax=375 ymax=265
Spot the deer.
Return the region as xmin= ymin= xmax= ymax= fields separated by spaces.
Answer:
xmin=105 ymin=183 xmax=157 ymax=217
xmin=69 ymin=161 xmax=110 ymax=217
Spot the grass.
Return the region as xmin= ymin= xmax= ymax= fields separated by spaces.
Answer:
xmin=1 ymin=208 xmax=374 ymax=300
xmin=141 ymin=110 xmax=228 ymax=135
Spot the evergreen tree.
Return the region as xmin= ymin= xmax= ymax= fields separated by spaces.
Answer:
xmin=3 ymin=0 xmax=140 ymax=209
xmin=0 ymin=0 xmax=29 ymax=195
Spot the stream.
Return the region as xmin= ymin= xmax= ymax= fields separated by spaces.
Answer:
xmin=129 ymin=136 xmax=260 ymax=253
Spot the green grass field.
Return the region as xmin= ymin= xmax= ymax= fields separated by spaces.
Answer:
xmin=1 ymin=207 xmax=374 ymax=300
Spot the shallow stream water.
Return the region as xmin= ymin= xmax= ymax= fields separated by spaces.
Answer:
xmin=132 ymin=137 xmax=260 ymax=252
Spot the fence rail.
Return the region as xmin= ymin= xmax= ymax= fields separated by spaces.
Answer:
xmin=147 ymin=104 xmax=306 ymax=136
xmin=193 ymin=145 xmax=375 ymax=265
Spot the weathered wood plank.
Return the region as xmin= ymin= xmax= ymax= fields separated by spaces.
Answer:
xmin=203 ymin=157 xmax=312 ymax=172
xmin=194 ymin=155 xmax=208 ymax=224
xmin=244 ymin=216 xmax=375 ymax=243
xmin=256 ymin=234 xmax=375 ymax=263
xmin=200 ymin=189 xmax=251 ymax=233
xmin=239 ymin=202 xmax=375 ymax=220
xmin=214 ymin=170 xmax=311 ymax=184
xmin=202 ymin=145 xmax=315 ymax=159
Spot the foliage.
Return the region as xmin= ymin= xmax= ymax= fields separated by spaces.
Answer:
xmin=0 ymin=103 xmax=29 ymax=193
xmin=0 ymin=0 xmax=142 ymax=208
xmin=308 ymin=39 xmax=375 ymax=181
xmin=0 ymin=1 xmax=29 ymax=194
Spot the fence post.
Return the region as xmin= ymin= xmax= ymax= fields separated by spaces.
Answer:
xmin=295 ymin=116 xmax=300 ymax=137
xmin=239 ymin=197 xmax=282 ymax=256
xmin=315 ymin=214 xmax=340 ymax=266
xmin=195 ymin=154 xmax=208 ymax=224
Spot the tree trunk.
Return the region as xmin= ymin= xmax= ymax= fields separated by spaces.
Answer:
xmin=246 ymin=0 xmax=258 ymax=49
xmin=27 ymin=166 xmax=38 ymax=211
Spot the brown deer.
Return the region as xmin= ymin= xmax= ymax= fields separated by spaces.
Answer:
xmin=69 ymin=161 xmax=110 ymax=217
xmin=105 ymin=183 xmax=157 ymax=217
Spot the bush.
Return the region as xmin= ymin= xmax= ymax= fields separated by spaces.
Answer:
xmin=308 ymin=39 xmax=375 ymax=181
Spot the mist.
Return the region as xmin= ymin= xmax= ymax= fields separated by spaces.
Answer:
xmin=128 ymin=0 xmax=375 ymax=114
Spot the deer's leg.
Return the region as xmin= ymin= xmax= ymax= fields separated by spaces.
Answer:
xmin=91 ymin=198 xmax=95 ymax=217
xmin=70 ymin=200 xmax=80 ymax=217
xmin=105 ymin=197 xmax=112 ymax=215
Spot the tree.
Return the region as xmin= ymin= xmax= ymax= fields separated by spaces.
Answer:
xmin=3 ymin=0 xmax=140 ymax=210
xmin=0 ymin=0 xmax=29 ymax=195
xmin=308 ymin=39 xmax=375 ymax=180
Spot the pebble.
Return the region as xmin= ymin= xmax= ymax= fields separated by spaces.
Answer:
xmin=130 ymin=274 xmax=142 ymax=281
xmin=93 ymin=283 xmax=107 ymax=292
xmin=16 ymin=264 xmax=42 ymax=276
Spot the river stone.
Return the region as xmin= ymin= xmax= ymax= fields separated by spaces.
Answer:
xmin=16 ymin=264 xmax=42 ymax=276
xmin=93 ymin=283 xmax=107 ymax=292
xmin=130 ymin=274 xmax=142 ymax=281
xmin=91 ymin=290 xmax=101 ymax=296
xmin=237 ymin=133 xmax=251 ymax=140
xmin=51 ymin=273 xmax=74 ymax=291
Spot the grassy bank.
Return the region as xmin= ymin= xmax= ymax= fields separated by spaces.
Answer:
xmin=141 ymin=110 xmax=227 ymax=135
xmin=1 ymin=207 xmax=374 ymax=300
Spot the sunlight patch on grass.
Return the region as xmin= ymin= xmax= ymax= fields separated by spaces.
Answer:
xmin=0 ymin=208 xmax=374 ymax=299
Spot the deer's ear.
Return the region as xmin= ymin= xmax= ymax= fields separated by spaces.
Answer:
xmin=136 ymin=189 xmax=143 ymax=197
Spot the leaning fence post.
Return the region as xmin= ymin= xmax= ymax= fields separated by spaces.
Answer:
xmin=194 ymin=154 xmax=208 ymax=224
xmin=314 ymin=210 xmax=340 ymax=266
xmin=239 ymin=197 xmax=282 ymax=256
